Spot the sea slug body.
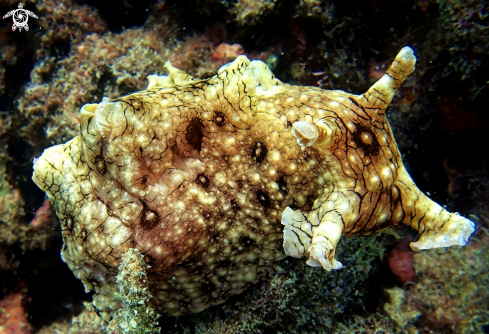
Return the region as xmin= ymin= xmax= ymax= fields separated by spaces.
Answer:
xmin=32 ymin=47 xmax=475 ymax=318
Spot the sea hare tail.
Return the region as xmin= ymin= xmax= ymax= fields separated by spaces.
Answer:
xmin=408 ymin=195 xmax=476 ymax=251
xmin=395 ymin=167 xmax=476 ymax=251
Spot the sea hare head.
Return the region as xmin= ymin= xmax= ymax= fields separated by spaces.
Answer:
xmin=32 ymin=48 xmax=475 ymax=318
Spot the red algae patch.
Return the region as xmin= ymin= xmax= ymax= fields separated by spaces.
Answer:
xmin=0 ymin=293 xmax=32 ymax=334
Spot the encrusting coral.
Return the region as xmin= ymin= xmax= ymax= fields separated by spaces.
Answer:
xmin=32 ymin=46 xmax=475 ymax=318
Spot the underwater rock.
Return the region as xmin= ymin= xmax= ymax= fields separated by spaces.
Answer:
xmin=0 ymin=293 xmax=33 ymax=334
xmin=387 ymin=236 xmax=416 ymax=283
xmin=227 ymin=0 xmax=277 ymax=26
xmin=211 ymin=43 xmax=245 ymax=63
xmin=32 ymin=47 xmax=474 ymax=317
xmin=36 ymin=301 xmax=105 ymax=334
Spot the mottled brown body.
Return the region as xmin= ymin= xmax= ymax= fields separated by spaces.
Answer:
xmin=32 ymin=48 xmax=474 ymax=317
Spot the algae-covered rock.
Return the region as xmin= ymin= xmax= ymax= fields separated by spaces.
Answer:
xmin=107 ymin=248 xmax=160 ymax=334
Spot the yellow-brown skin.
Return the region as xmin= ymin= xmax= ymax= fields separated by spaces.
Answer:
xmin=32 ymin=47 xmax=474 ymax=318
xmin=281 ymin=47 xmax=475 ymax=270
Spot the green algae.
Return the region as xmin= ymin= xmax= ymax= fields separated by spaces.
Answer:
xmin=165 ymin=234 xmax=397 ymax=333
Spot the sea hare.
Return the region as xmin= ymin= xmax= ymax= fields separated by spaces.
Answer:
xmin=32 ymin=47 xmax=475 ymax=317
